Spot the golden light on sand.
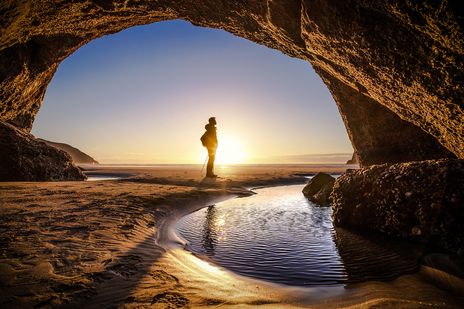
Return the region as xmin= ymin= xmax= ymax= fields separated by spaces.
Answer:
xmin=214 ymin=135 xmax=248 ymax=165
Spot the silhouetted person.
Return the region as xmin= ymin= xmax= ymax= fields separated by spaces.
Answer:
xmin=201 ymin=117 xmax=218 ymax=177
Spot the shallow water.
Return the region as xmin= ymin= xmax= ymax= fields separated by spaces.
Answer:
xmin=86 ymin=175 xmax=121 ymax=181
xmin=176 ymin=184 xmax=422 ymax=287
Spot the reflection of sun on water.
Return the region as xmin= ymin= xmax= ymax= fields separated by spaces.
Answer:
xmin=200 ymin=135 xmax=247 ymax=165
xmin=215 ymin=214 xmax=227 ymax=241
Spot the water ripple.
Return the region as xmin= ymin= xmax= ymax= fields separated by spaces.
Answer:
xmin=176 ymin=184 xmax=421 ymax=286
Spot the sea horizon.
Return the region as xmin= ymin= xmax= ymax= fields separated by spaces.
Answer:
xmin=79 ymin=162 xmax=357 ymax=167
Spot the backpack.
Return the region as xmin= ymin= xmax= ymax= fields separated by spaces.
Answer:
xmin=200 ymin=132 xmax=208 ymax=146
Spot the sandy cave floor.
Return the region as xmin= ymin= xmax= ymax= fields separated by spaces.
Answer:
xmin=0 ymin=165 xmax=463 ymax=308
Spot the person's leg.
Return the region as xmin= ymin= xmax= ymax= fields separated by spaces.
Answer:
xmin=206 ymin=150 xmax=216 ymax=177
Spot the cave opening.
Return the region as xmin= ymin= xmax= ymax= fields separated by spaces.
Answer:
xmin=31 ymin=20 xmax=354 ymax=166
xmin=1 ymin=3 xmax=463 ymax=306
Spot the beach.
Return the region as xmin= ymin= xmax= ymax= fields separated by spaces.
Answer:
xmin=0 ymin=164 xmax=462 ymax=308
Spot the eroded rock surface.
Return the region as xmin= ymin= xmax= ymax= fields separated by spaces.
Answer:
xmin=317 ymin=69 xmax=457 ymax=166
xmin=0 ymin=0 xmax=463 ymax=168
xmin=302 ymin=172 xmax=335 ymax=206
xmin=0 ymin=122 xmax=85 ymax=181
xmin=332 ymin=159 xmax=464 ymax=255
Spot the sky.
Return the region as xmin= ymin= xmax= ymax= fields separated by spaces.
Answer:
xmin=32 ymin=20 xmax=353 ymax=164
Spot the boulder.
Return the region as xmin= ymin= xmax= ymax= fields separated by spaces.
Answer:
xmin=332 ymin=159 xmax=464 ymax=255
xmin=0 ymin=121 xmax=86 ymax=181
xmin=302 ymin=172 xmax=336 ymax=206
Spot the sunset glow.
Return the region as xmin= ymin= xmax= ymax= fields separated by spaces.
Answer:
xmin=214 ymin=135 xmax=248 ymax=165
xmin=32 ymin=20 xmax=353 ymax=164
xmin=197 ymin=135 xmax=248 ymax=165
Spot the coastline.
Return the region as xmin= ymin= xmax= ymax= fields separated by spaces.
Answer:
xmin=0 ymin=165 xmax=462 ymax=307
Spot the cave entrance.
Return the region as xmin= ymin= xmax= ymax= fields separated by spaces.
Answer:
xmin=2 ymin=1 xmax=461 ymax=180
xmin=31 ymin=20 xmax=354 ymax=166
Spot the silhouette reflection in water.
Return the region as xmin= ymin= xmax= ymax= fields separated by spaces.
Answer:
xmin=202 ymin=205 xmax=218 ymax=256
xmin=177 ymin=185 xmax=425 ymax=286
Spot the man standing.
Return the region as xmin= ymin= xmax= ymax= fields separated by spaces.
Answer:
xmin=201 ymin=117 xmax=218 ymax=178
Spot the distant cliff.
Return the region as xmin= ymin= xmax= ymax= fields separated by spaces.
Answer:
xmin=38 ymin=139 xmax=98 ymax=164
xmin=346 ymin=153 xmax=358 ymax=165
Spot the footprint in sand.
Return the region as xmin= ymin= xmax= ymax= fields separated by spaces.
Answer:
xmin=149 ymin=270 xmax=180 ymax=287
xmin=150 ymin=291 xmax=189 ymax=308
xmin=105 ymin=255 xmax=143 ymax=278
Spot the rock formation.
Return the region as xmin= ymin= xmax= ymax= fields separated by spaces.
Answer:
xmin=0 ymin=122 xmax=85 ymax=181
xmin=0 ymin=0 xmax=463 ymax=170
xmin=346 ymin=153 xmax=358 ymax=165
xmin=302 ymin=172 xmax=336 ymax=206
xmin=38 ymin=138 xmax=99 ymax=164
xmin=332 ymin=159 xmax=464 ymax=255
xmin=317 ymin=68 xmax=457 ymax=166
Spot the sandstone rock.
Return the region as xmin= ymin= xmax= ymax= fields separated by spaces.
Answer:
xmin=317 ymin=69 xmax=457 ymax=166
xmin=346 ymin=153 xmax=358 ymax=165
xmin=37 ymin=138 xmax=99 ymax=164
xmin=0 ymin=0 xmax=462 ymax=168
xmin=302 ymin=172 xmax=336 ymax=206
xmin=332 ymin=159 xmax=464 ymax=255
xmin=0 ymin=122 xmax=86 ymax=181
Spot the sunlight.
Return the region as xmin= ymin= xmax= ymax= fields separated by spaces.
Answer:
xmin=198 ymin=134 xmax=247 ymax=165
xmin=33 ymin=20 xmax=353 ymax=164
xmin=214 ymin=135 xmax=248 ymax=165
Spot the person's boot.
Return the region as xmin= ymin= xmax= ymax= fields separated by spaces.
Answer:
xmin=206 ymin=163 xmax=217 ymax=178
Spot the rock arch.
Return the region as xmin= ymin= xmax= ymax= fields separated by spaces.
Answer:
xmin=0 ymin=0 xmax=462 ymax=179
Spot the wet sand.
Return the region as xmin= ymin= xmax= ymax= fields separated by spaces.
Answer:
xmin=0 ymin=164 xmax=463 ymax=308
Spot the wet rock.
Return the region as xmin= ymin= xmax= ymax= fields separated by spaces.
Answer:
xmin=302 ymin=172 xmax=336 ymax=206
xmin=0 ymin=121 xmax=86 ymax=181
xmin=332 ymin=159 xmax=464 ymax=255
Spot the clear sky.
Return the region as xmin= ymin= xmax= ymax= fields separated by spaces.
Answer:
xmin=32 ymin=20 xmax=353 ymax=164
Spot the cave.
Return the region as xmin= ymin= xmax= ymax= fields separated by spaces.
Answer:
xmin=1 ymin=1 xmax=463 ymax=251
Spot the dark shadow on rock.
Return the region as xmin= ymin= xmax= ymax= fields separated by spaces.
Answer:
xmin=0 ymin=121 xmax=85 ymax=181
xmin=332 ymin=159 xmax=464 ymax=255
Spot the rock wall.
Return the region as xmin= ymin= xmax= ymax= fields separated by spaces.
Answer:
xmin=332 ymin=159 xmax=464 ymax=255
xmin=0 ymin=0 xmax=463 ymax=171
xmin=0 ymin=122 xmax=85 ymax=181
xmin=317 ymin=69 xmax=457 ymax=165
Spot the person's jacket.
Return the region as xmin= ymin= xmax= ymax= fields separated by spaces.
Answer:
xmin=204 ymin=123 xmax=218 ymax=149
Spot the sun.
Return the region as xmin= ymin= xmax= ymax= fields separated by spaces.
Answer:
xmin=214 ymin=135 xmax=248 ymax=165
